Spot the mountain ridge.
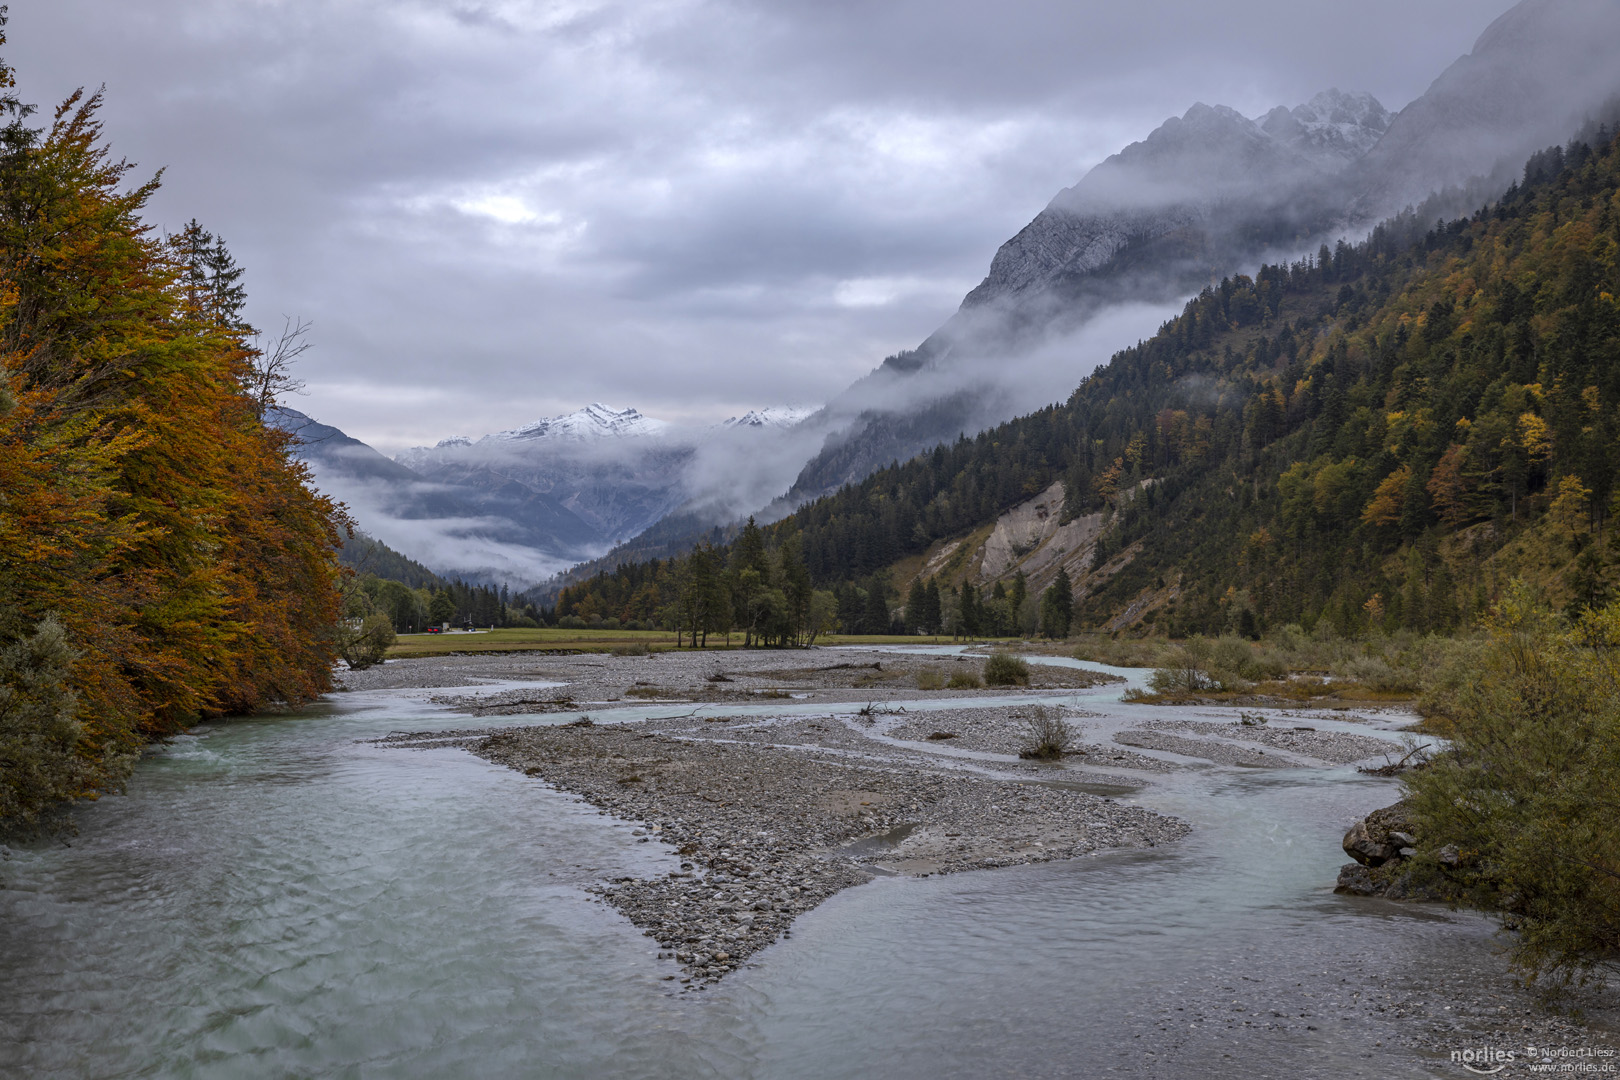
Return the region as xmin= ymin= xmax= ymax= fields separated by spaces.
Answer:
xmin=772 ymin=0 xmax=1620 ymax=514
xmin=546 ymin=123 xmax=1620 ymax=638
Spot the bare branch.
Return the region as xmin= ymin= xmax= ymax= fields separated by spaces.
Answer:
xmin=249 ymin=315 xmax=312 ymax=419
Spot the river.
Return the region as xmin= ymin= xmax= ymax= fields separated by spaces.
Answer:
xmin=0 ymin=652 xmax=1523 ymax=1078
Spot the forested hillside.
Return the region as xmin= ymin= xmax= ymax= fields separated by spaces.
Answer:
xmin=552 ymin=125 xmax=1620 ymax=642
xmin=0 ymin=25 xmax=346 ymax=829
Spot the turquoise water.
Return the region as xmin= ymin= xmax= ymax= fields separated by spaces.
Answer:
xmin=0 ymin=658 xmax=1497 ymax=1078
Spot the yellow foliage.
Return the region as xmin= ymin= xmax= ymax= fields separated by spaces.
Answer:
xmin=1517 ymin=412 xmax=1553 ymax=463
xmin=1362 ymin=466 xmax=1411 ymax=527
xmin=1548 ymin=475 xmax=1592 ymax=538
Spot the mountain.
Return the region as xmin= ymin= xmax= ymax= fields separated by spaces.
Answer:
xmin=419 ymin=402 xmax=670 ymax=450
xmin=281 ymin=401 xmax=816 ymax=584
xmin=538 ymin=0 xmax=1620 ymax=599
xmin=772 ymin=91 xmax=1393 ymax=510
xmin=967 ymin=91 xmax=1390 ymax=312
xmin=776 ymin=0 xmax=1620 ymax=511
xmin=272 ymin=407 xmax=607 ymax=583
xmin=718 ymin=406 xmax=815 ymax=430
xmin=312 ymin=0 xmax=1620 ymax=593
xmin=1351 ymin=0 xmax=1620 ymax=216
xmin=394 ymin=403 xmax=689 ymax=543
xmin=394 ymin=401 xmax=818 ymax=550
xmin=551 ymin=124 xmax=1620 ymax=637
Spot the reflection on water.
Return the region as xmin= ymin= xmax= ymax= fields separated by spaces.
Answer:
xmin=0 ymin=663 xmax=1498 ymax=1078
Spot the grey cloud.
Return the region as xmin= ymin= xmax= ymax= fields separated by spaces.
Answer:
xmin=7 ymin=0 xmax=1518 ymax=452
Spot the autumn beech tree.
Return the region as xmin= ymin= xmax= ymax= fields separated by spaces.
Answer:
xmin=0 ymin=18 xmax=346 ymax=828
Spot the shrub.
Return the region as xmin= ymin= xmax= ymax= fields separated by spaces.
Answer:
xmin=916 ymin=668 xmax=946 ymax=690
xmin=1339 ymin=655 xmax=1412 ymax=693
xmin=983 ymin=653 xmax=1030 ymax=687
xmin=1405 ymin=592 xmax=1620 ymax=983
xmin=947 ymin=670 xmax=982 ymax=689
xmin=1271 ymin=623 xmax=1308 ymax=653
xmin=0 ymin=618 xmax=93 ymax=831
xmin=1146 ymin=636 xmax=1255 ymax=694
xmin=623 ymin=685 xmax=671 ymax=698
xmin=1018 ymin=707 xmax=1075 ymax=760
xmin=1070 ymin=636 xmax=1171 ymax=668
xmin=336 ymin=613 xmax=396 ymax=671
xmin=558 ymin=615 xmax=588 ymax=630
xmin=1147 ymin=638 xmax=1215 ymax=694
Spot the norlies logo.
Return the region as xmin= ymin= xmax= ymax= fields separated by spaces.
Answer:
xmin=1452 ymin=1047 xmax=1515 ymax=1074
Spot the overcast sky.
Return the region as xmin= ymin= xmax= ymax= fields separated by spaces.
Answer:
xmin=9 ymin=0 xmax=1516 ymax=452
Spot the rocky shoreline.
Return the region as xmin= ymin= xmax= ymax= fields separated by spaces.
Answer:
xmin=356 ymin=648 xmax=1418 ymax=987
xmin=422 ymin=710 xmax=1189 ymax=987
xmin=352 ymin=649 xmax=1620 ymax=1063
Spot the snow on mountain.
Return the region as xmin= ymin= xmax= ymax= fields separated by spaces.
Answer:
xmin=484 ymin=402 xmax=669 ymax=443
xmin=969 ymin=90 xmax=1390 ymax=305
xmin=717 ymin=406 xmax=814 ymax=430
xmin=1259 ymin=89 xmax=1392 ymax=164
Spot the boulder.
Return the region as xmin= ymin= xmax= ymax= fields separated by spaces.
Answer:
xmin=1342 ymin=801 xmax=1417 ymax=867
xmin=1343 ymin=820 xmax=1394 ymax=866
xmin=1335 ymin=800 xmax=1451 ymax=901
xmin=1336 ymin=862 xmax=1381 ymax=895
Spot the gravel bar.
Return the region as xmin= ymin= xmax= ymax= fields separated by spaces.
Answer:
xmin=1134 ymin=718 xmax=1400 ymax=766
xmin=452 ymin=717 xmax=1188 ymax=986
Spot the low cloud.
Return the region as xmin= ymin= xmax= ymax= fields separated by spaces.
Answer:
xmin=7 ymin=0 xmax=1514 ymax=451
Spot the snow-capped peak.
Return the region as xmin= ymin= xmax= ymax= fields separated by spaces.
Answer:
xmin=717 ymin=406 xmax=813 ymax=431
xmin=1259 ymin=89 xmax=1391 ymax=163
xmin=485 ymin=403 xmax=669 ymax=442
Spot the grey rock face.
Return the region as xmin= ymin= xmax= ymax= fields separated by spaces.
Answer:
xmin=787 ymin=90 xmax=1391 ymax=504
xmin=782 ymin=0 xmax=1620 ymax=513
xmin=967 ymin=90 xmax=1390 ymax=312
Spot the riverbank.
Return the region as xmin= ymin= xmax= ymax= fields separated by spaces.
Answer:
xmin=381 ymin=701 xmax=1189 ymax=987
xmin=4 ymin=646 xmax=1614 ymax=1079
xmin=362 ymin=647 xmax=1405 ymax=988
xmin=344 ymin=648 xmax=1620 ymax=1073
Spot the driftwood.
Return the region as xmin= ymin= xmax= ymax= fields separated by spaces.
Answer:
xmin=1358 ymin=744 xmax=1433 ymax=776
xmin=649 ymin=706 xmax=707 ymax=721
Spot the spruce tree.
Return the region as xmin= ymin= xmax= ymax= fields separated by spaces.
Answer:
xmin=905 ymin=578 xmax=927 ymax=634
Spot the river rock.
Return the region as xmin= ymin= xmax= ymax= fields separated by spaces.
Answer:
xmin=1343 ymin=821 xmax=1393 ymax=866
xmin=1342 ymin=801 xmax=1416 ymax=867
xmin=1336 ymin=862 xmax=1382 ymax=895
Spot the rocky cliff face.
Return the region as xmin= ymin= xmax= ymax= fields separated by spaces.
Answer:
xmin=969 ymin=91 xmax=1390 ymax=311
xmin=782 ymin=0 xmax=1620 ymax=509
xmin=785 ymin=91 xmax=1393 ymax=505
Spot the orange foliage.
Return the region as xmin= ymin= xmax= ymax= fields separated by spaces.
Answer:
xmin=0 ymin=54 xmax=345 ymax=813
